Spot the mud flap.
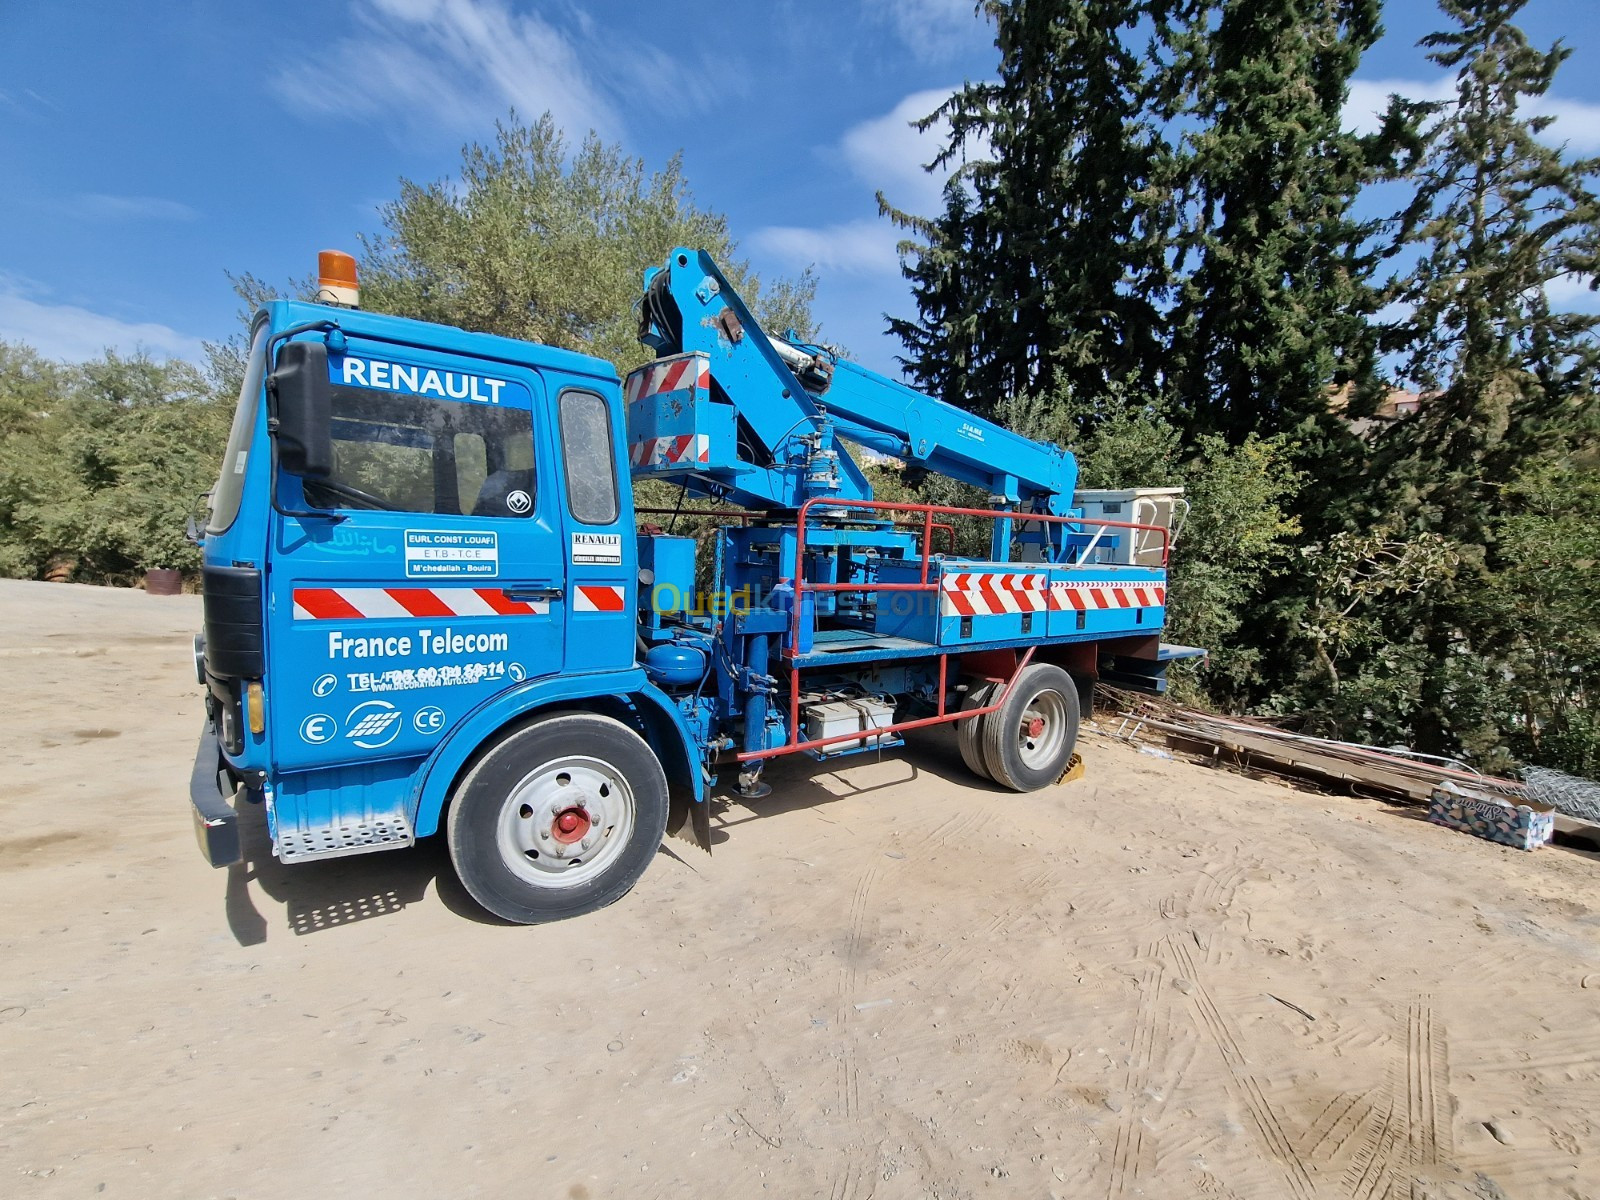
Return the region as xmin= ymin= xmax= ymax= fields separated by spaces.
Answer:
xmin=689 ymin=796 xmax=712 ymax=853
xmin=665 ymin=789 xmax=713 ymax=854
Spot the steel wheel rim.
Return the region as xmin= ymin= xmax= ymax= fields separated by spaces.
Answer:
xmin=496 ymin=755 xmax=636 ymax=889
xmin=1016 ymin=688 xmax=1068 ymax=770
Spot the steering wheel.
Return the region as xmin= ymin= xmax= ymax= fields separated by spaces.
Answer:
xmin=304 ymin=478 xmax=399 ymax=511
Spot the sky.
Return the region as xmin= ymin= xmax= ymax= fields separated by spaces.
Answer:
xmin=2 ymin=0 xmax=1599 ymax=380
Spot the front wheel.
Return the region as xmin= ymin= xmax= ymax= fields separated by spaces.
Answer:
xmin=980 ymin=664 xmax=1081 ymax=791
xmin=447 ymin=712 xmax=669 ymax=923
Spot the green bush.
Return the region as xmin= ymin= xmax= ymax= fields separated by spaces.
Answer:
xmin=0 ymin=345 xmax=230 ymax=581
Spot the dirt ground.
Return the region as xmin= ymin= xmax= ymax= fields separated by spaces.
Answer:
xmin=2 ymin=579 xmax=1599 ymax=1199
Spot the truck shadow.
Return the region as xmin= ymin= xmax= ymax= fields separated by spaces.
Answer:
xmin=223 ymin=800 xmax=506 ymax=946
xmin=704 ymin=726 xmax=998 ymax=842
xmin=222 ymin=728 xmax=996 ymax=944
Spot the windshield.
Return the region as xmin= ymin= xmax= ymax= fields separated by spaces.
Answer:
xmin=207 ymin=323 xmax=268 ymax=534
xmin=302 ymin=383 xmax=535 ymax=517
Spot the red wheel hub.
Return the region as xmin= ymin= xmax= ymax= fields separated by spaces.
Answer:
xmin=1025 ymin=715 xmax=1047 ymax=739
xmin=551 ymin=806 xmax=591 ymax=844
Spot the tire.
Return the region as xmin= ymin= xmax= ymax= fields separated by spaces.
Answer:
xmin=956 ymin=682 xmax=996 ymax=781
xmin=980 ymin=664 xmax=1081 ymax=791
xmin=447 ymin=712 xmax=669 ymax=924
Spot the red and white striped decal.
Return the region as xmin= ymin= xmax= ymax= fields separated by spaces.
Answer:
xmin=624 ymin=353 xmax=710 ymax=404
xmin=940 ymin=572 xmax=1048 ymax=617
xmin=572 ymin=584 xmax=626 ymax=613
xmin=629 ymin=433 xmax=711 ymax=468
xmin=1047 ymin=581 xmax=1167 ymax=611
xmin=292 ymin=587 xmax=548 ymax=620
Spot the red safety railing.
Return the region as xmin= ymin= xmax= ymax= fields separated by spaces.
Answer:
xmin=895 ymin=519 xmax=957 ymax=554
xmin=636 ymin=507 xmax=956 ymax=552
xmin=735 ymin=496 xmax=1171 ymax=762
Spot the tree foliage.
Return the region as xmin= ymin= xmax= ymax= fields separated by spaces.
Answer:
xmin=999 ymin=386 xmax=1302 ymax=703
xmin=1338 ymin=0 xmax=1600 ymax=766
xmin=884 ymin=0 xmax=1173 ymax=417
xmin=887 ymin=0 xmax=1398 ymax=443
xmin=888 ymin=0 xmax=1600 ymax=777
xmin=359 ymin=113 xmax=817 ymax=377
xmin=0 ymin=345 xmax=229 ymax=579
xmin=1162 ymin=0 xmax=1399 ymax=442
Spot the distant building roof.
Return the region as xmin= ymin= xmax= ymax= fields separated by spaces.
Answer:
xmin=1328 ymin=383 xmax=1431 ymax=436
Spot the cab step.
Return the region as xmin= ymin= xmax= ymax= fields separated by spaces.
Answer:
xmin=270 ymin=799 xmax=415 ymax=863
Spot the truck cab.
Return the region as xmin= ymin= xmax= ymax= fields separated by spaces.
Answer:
xmin=192 ymin=256 xmax=702 ymax=923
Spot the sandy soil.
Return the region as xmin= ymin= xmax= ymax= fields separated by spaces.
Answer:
xmin=1 ymin=578 xmax=1598 ymax=1199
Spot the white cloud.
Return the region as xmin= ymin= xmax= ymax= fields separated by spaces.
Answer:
xmin=1343 ymin=77 xmax=1454 ymax=136
xmin=0 ymin=279 xmax=205 ymax=364
xmin=865 ymin=0 xmax=990 ymax=62
xmin=749 ymin=85 xmax=988 ymax=279
xmin=1544 ymin=272 xmax=1599 ymax=307
xmin=747 ymin=219 xmax=904 ymax=278
xmin=840 ymin=86 xmax=976 ymax=216
xmin=1535 ymin=96 xmax=1600 ymax=152
xmin=70 ymin=193 xmax=198 ymax=222
xmin=1344 ymin=76 xmax=1600 ymax=152
xmin=271 ymin=0 xmax=619 ymax=140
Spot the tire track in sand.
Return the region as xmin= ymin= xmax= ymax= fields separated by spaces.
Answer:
xmin=1336 ymin=997 xmax=1451 ymax=1200
xmin=1404 ymin=997 xmax=1450 ymax=1174
xmin=1166 ymin=935 xmax=1319 ymax=1200
xmin=1342 ymin=1085 xmax=1402 ymax=1200
xmin=826 ymin=857 xmax=883 ymax=1200
xmin=1105 ymin=946 xmax=1166 ymax=1199
xmin=835 ymin=860 xmax=881 ymax=1119
xmin=826 ymin=1150 xmax=873 ymax=1200
xmin=878 ymin=864 xmax=1058 ymax=1015
xmin=1299 ymin=1084 xmax=1387 ymax=1166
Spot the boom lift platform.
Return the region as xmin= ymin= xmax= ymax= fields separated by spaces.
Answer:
xmin=187 ymin=246 xmax=1201 ymax=924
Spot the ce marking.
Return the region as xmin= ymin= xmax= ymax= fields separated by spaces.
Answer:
xmin=299 ymin=713 xmax=337 ymax=744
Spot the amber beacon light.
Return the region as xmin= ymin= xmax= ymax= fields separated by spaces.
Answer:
xmin=316 ymin=250 xmax=360 ymax=308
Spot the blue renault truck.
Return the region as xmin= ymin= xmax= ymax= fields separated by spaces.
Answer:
xmin=189 ymin=248 xmax=1196 ymax=923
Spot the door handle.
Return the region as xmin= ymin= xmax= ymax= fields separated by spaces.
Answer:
xmin=504 ymin=586 xmax=564 ymax=602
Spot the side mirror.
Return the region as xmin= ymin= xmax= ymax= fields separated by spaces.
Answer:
xmin=269 ymin=341 xmax=333 ymax=478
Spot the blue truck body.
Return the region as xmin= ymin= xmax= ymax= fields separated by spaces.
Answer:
xmin=189 ymin=249 xmax=1198 ymax=923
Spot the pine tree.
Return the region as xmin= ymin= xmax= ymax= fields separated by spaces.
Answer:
xmin=1381 ymin=0 xmax=1599 ymax=544
xmin=1163 ymin=0 xmax=1395 ymax=444
xmin=1350 ymin=0 xmax=1600 ymax=758
xmin=884 ymin=0 xmax=1173 ymax=420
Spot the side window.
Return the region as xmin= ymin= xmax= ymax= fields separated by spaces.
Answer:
xmin=559 ymin=390 xmax=619 ymax=525
xmin=306 ymin=384 xmax=535 ymax=517
xmin=207 ymin=322 xmax=268 ymax=533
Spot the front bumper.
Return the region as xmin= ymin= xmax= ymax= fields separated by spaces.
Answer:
xmin=189 ymin=722 xmax=243 ymax=867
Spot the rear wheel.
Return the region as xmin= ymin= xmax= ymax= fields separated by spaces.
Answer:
xmin=957 ymin=682 xmax=996 ymax=781
xmin=447 ymin=712 xmax=669 ymax=923
xmin=980 ymin=664 xmax=1081 ymax=791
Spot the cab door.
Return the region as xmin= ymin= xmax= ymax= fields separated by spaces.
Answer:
xmin=555 ymin=385 xmax=635 ymax=673
xmin=268 ymin=339 xmax=565 ymax=773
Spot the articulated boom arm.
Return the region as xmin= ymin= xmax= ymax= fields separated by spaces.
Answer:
xmin=631 ymin=248 xmax=1078 ymax=526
